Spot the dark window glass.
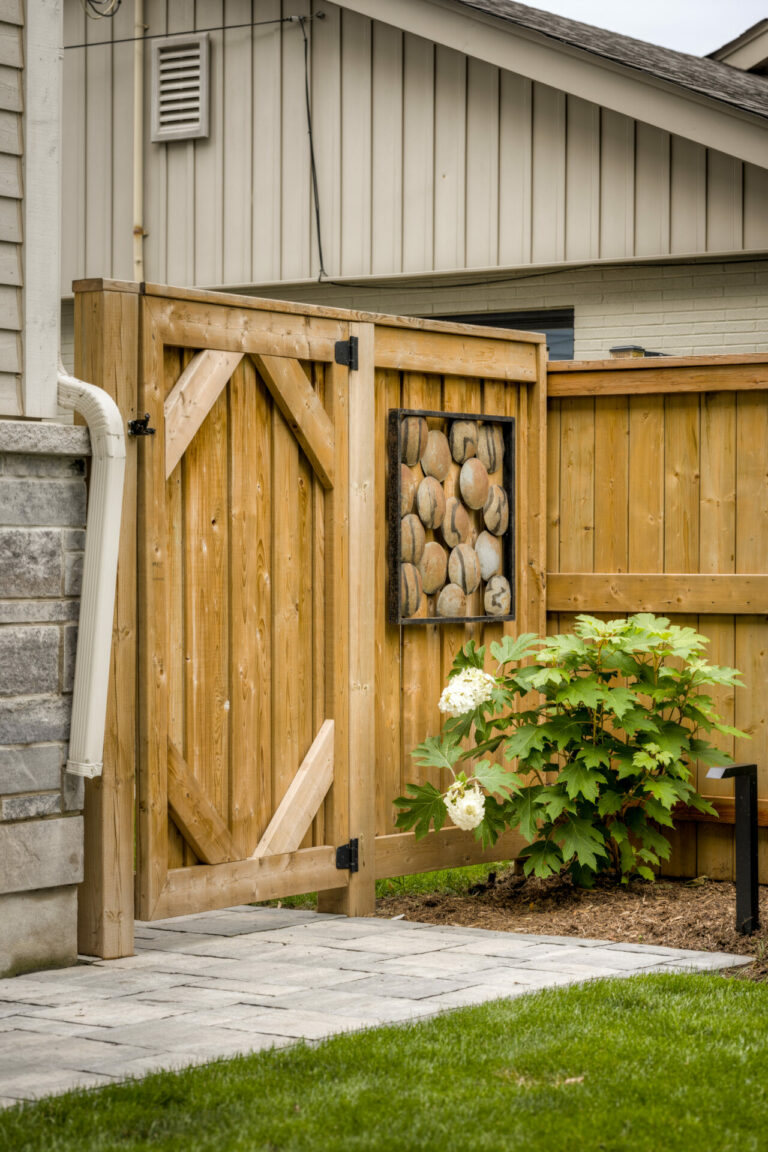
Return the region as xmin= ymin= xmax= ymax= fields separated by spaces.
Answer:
xmin=433 ymin=308 xmax=575 ymax=360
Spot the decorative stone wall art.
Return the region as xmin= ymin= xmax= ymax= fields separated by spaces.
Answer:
xmin=388 ymin=409 xmax=515 ymax=625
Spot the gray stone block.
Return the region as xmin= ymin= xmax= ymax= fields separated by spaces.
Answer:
xmin=63 ymin=529 xmax=85 ymax=552
xmin=0 ymin=816 xmax=83 ymax=894
xmin=0 ymin=529 xmax=61 ymax=598
xmin=1 ymin=793 xmax=62 ymax=821
xmin=0 ymin=422 xmax=90 ymax=458
xmin=0 ymin=697 xmax=71 ymax=744
xmin=64 ymin=552 xmax=83 ymax=596
xmin=3 ymin=455 xmax=86 ymax=480
xmin=0 ymin=745 xmax=61 ymax=794
xmin=0 ymin=626 xmax=59 ymax=697
xmin=0 ymin=887 xmax=78 ymax=978
xmin=62 ymin=770 xmax=84 ymax=813
xmin=63 ymin=625 xmax=78 ymax=693
xmin=0 ymin=479 xmax=86 ymax=528
xmin=0 ymin=600 xmax=80 ymax=625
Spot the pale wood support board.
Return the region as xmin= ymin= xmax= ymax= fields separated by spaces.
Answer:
xmin=548 ymin=573 xmax=768 ymax=614
xmin=75 ymin=286 xmax=138 ymax=960
xmin=252 ymin=720 xmax=334 ymax=859
xmin=164 ymin=349 xmax=243 ymax=477
xmin=251 ymin=353 xmax=335 ymax=489
xmin=167 ymin=742 xmax=239 ymax=865
xmin=374 ymin=325 xmax=538 ymax=383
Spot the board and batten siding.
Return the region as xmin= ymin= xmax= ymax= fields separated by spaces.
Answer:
xmin=0 ymin=0 xmax=23 ymax=415
xmin=61 ymin=0 xmax=768 ymax=295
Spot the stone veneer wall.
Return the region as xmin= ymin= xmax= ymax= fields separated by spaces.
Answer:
xmin=0 ymin=420 xmax=91 ymax=977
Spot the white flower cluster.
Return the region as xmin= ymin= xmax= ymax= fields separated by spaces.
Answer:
xmin=438 ymin=667 xmax=497 ymax=718
xmin=444 ymin=779 xmax=486 ymax=831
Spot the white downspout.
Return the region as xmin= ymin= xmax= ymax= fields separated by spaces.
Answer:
xmin=58 ymin=366 xmax=126 ymax=779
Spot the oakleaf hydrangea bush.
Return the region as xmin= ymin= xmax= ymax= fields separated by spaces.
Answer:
xmin=394 ymin=614 xmax=746 ymax=886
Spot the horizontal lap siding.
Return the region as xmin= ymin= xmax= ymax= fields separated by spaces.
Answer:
xmin=548 ymin=380 xmax=768 ymax=882
xmin=61 ymin=1 xmax=763 ymax=293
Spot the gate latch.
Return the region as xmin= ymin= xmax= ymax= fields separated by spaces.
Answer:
xmin=334 ymin=337 xmax=359 ymax=372
xmin=335 ymin=838 xmax=359 ymax=873
xmin=127 ymin=413 xmax=156 ymax=437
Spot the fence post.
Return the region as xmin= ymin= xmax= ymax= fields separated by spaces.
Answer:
xmin=75 ymin=281 xmax=139 ymax=958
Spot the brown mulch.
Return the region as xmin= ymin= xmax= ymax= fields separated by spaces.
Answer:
xmin=374 ymin=871 xmax=768 ymax=982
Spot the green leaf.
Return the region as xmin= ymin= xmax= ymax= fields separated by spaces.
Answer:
xmin=472 ymin=760 xmax=520 ymax=801
xmin=636 ymin=865 xmax=656 ymax=882
xmin=490 ymin=633 xmax=540 ymax=666
xmin=576 ymin=744 xmax=612 ymax=770
xmin=601 ymin=686 xmax=637 ymax=720
xmin=598 ymin=791 xmax=623 ymax=818
xmin=474 ymin=795 xmax=511 ymax=849
xmin=620 ymin=710 xmax=661 ymax=738
xmin=541 ymin=787 xmax=576 ymax=822
xmin=642 ymin=778 xmax=685 ymax=808
xmin=555 ymin=674 xmax=602 ymax=710
xmin=520 ymin=839 xmax=564 ymax=879
xmin=504 ymin=725 xmax=547 ymax=761
xmin=450 ymin=640 xmax=485 ymax=674
xmin=642 ymin=796 xmax=676 ymax=828
xmin=393 ymin=782 xmax=446 ymax=839
xmin=508 ymin=786 xmax=544 ymax=842
xmin=411 ymin=736 xmax=461 ymax=775
xmin=558 ymin=762 xmax=606 ymax=804
xmin=555 ymin=816 xmax=608 ymax=872
xmin=542 ymin=716 xmax=585 ymax=750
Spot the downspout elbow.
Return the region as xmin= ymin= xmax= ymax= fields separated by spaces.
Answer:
xmin=57 ymin=365 xmax=126 ymax=779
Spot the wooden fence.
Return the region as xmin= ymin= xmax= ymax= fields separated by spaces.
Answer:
xmin=74 ymin=282 xmax=768 ymax=961
xmin=547 ymin=354 xmax=768 ymax=885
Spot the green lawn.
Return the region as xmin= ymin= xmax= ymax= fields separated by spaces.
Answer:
xmin=2 ymin=974 xmax=767 ymax=1152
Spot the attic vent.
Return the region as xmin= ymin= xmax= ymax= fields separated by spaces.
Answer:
xmin=151 ymin=33 xmax=209 ymax=143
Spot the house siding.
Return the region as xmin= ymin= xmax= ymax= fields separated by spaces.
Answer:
xmin=61 ymin=0 xmax=768 ymax=295
xmin=0 ymin=2 xmax=23 ymax=415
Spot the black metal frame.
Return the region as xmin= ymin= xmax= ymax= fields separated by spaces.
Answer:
xmin=387 ymin=407 xmax=516 ymax=626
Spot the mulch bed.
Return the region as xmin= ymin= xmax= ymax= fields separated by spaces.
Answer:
xmin=375 ymin=872 xmax=768 ymax=982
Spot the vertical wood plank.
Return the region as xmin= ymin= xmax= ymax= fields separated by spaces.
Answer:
xmin=229 ymin=358 xmax=271 ymax=857
xmin=166 ymin=348 xmax=189 ymax=869
xmin=297 ymin=439 xmax=315 ymax=849
xmin=433 ymin=46 xmax=466 ymax=271
xmin=564 ymin=96 xmax=600 ymax=262
xmin=531 ymin=83 xmax=565 ymax=264
xmin=312 ymin=363 xmax=327 ymax=846
xmin=559 ymin=398 xmax=594 ymax=573
xmin=594 ymin=397 xmax=629 ymax=573
xmin=375 ymin=368 xmax=402 ymax=836
xmin=628 ymin=396 xmax=664 ymax=570
xmin=402 ymin=34 xmax=434 ymax=273
xmin=465 ymin=59 xmax=499 ymax=269
xmin=634 ymin=123 xmax=670 ymax=257
xmin=340 ymin=9 xmax=372 ymax=276
xmin=371 ymin=22 xmax=403 ymax=275
xmin=75 ymin=287 xmax=138 ymax=958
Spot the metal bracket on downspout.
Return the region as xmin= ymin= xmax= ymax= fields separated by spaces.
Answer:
xmin=57 ymin=365 xmax=126 ymax=779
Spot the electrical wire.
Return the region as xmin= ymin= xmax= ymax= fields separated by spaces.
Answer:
xmin=299 ymin=17 xmax=327 ymax=281
xmin=79 ymin=0 xmax=122 ymax=19
xmin=65 ymin=14 xmax=307 ymax=50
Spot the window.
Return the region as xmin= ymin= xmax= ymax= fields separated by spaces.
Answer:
xmin=434 ymin=308 xmax=575 ymax=360
xmin=151 ymin=33 xmax=210 ymax=143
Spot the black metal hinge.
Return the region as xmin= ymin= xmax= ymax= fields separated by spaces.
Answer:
xmin=335 ymin=838 xmax=359 ymax=873
xmin=334 ymin=336 xmax=358 ymax=372
xmin=127 ymin=413 xmax=156 ymax=437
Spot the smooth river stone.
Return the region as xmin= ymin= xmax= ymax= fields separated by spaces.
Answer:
xmin=483 ymin=484 xmax=509 ymax=535
xmin=436 ymin=583 xmax=467 ymax=618
xmin=418 ymin=541 xmax=448 ymax=595
xmin=477 ymin=423 xmax=504 ymax=473
xmin=421 ymin=429 xmax=452 ymax=481
xmin=400 ymin=563 xmax=423 ymax=617
xmin=484 ymin=574 xmax=511 ymax=616
xmin=448 ymin=420 xmax=478 ymax=464
xmin=459 ymin=458 xmax=490 ymax=510
xmin=441 ymin=497 xmax=471 ymax=548
xmin=401 ymin=416 xmax=429 ymax=466
xmin=448 ymin=543 xmax=481 ymax=595
xmin=475 ymin=530 xmax=502 ymax=581
xmin=401 ymin=513 xmax=426 ymax=564
xmin=416 ymin=475 xmax=446 ymax=529
xmin=400 ymin=464 xmax=418 ymax=517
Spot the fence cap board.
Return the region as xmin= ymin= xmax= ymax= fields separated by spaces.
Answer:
xmin=72 ymin=279 xmax=546 ymax=346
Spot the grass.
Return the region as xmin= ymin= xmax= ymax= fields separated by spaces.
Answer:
xmin=261 ymin=861 xmax=508 ymax=910
xmin=2 ymin=974 xmax=768 ymax=1151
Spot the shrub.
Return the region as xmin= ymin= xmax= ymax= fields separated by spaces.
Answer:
xmin=395 ymin=614 xmax=746 ymax=887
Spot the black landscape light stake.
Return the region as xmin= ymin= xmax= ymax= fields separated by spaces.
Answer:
xmin=706 ymin=763 xmax=759 ymax=935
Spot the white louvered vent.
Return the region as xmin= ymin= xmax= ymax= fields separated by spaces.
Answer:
xmin=151 ymin=33 xmax=210 ymax=143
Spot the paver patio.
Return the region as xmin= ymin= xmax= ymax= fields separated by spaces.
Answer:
xmin=0 ymin=906 xmax=751 ymax=1105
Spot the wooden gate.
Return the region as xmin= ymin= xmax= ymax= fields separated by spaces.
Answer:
xmin=74 ymin=280 xmax=547 ymax=958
